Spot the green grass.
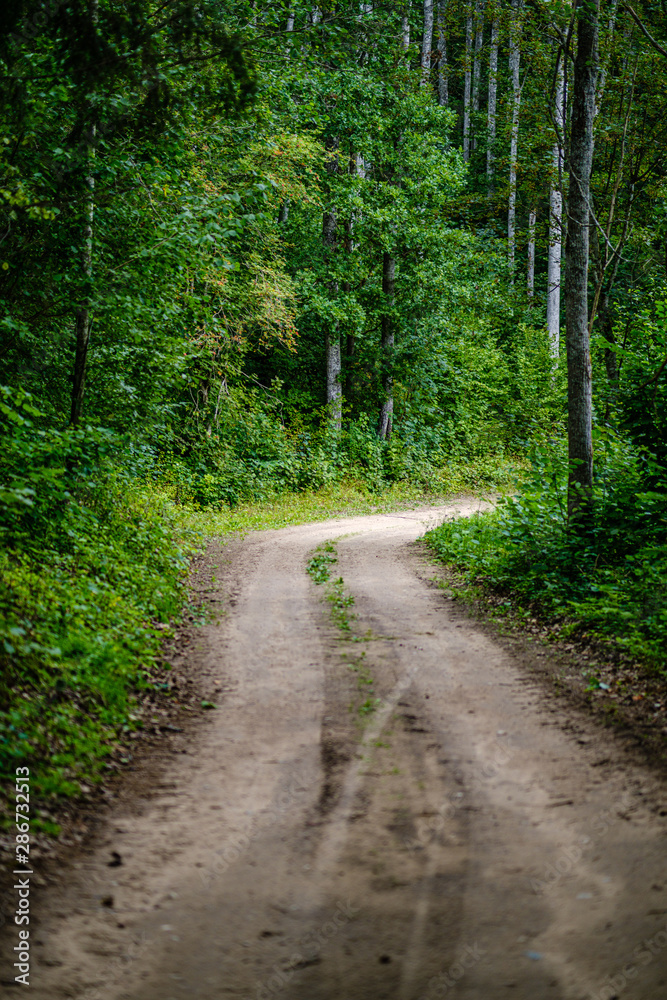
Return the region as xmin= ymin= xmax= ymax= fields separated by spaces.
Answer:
xmin=306 ymin=540 xmax=383 ymax=717
xmin=424 ymin=498 xmax=667 ymax=671
xmin=0 ymin=479 xmax=197 ymax=817
xmin=160 ymin=454 xmax=521 ymax=536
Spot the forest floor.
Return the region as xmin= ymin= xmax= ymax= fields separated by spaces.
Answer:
xmin=3 ymin=500 xmax=667 ymax=1000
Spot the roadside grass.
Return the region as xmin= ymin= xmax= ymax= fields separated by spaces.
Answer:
xmin=0 ymin=454 xmax=519 ymax=822
xmin=166 ymin=452 xmax=521 ymax=536
xmin=423 ymin=480 xmax=667 ymax=675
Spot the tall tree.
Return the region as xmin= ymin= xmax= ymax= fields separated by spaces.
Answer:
xmin=402 ymin=7 xmax=411 ymax=50
xmin=463 ymin=5 xmax=473 ymax=160
xmin=527 ymin=207 xmax=536 ymax=297
xmin=323 ymin=137 xmax=342 ymax=429
xmin=421 ymin=0 xmax=434 ymax=86
xmin=471 ymin=0 xmax=485 ymax=115
xmin=69 ymin=0 xmax=99 ymax=426
xmin=486 ymin=15 xmax=499 ymax=184
xmin=70 ymin=119 xmax=96 ymax=426
xmin=437 ymin=0 xmax=449 ymax=105
xmin=547 ymin=52 xmax=565 ymax=357
xmin=378 ymin=252 xmax=395 ymax=438
xmin=507 ymin=0 xmax=523 ymax=273
xmin=565 ymin=0 xmax=600 ymax=522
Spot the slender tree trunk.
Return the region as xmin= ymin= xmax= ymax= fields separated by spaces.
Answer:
xmin=378 ymin=252 xmax=395 ymax=440
xmin=437 ymin=0 xmax=448 ymax=105
xmin=421 ymin=0 xmax=434 ymax=86
xmin=463 ymin=8 xmax=473 ymax=161
xmin=402 ymin=8 xmax=410 ymax=51
xmin=70 ymin=0 xmax=98 ymax=427
xmin=471 ymin=0 xmax=485 ymax=113
xmin=486 ymin=17 xmax=498 ymax=184
xmin=595 ymin=0 xmax=620 ymax=117
xmin=507 ymin=0 xmax=523 ymax=275
xmin=527 ymin=208 xmax=536 ymax=297
xmin=70 ymin=121 xmax=95 ymax=426
xmin=344 ymin=154 xmax=364 ymax=405
xmin=547 ymin=54 xmax=565 ymax=356
xmin=565 ymin=0 xmax=599 ymax=523
xmin=323 ymin=138 xmax=342 ymax=430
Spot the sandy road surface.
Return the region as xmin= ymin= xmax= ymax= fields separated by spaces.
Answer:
xmin=5 ymin=501 xmax=667 ymax=1000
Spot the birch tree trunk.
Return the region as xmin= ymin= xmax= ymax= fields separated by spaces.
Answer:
xmin=527 ymin=208 xmax=536 ymax=297
xmin=565 ymin=0 xmax=599 ymax=523
xmin=421 ymin=0 xmax=434 ymax=86
xmin=378 ymin=252 xmax=395 ymax=440
xmin=463 ymin=7 xmax=473 ymax=161
xmin=486 ymin=17 xmax=498 ymax=183
xmin=547 ymin=54 xmax=565 ymax=356
xmin=323 ymin=138 xmax=342 ymax=430
xmin=472 ymin=0 xmax=485 ymax=112
xmin=402 ymin=8 xmax=410 ymax=51
xmin=437 ymin=0 xmax=448 ymax=105
xmin=279 ymin=12 xmax=295 ymax=225
xmin=507 ymin=0 xmax=523 ymax=275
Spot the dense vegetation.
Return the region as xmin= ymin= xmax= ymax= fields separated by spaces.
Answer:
xmin=1 ymin=0 xmax=666 ymax=807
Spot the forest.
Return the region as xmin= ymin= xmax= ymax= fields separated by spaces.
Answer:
xmin=1 ymin=0 xmax=667 ymax=806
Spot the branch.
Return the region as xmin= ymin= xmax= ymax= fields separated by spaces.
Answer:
xmin=622 ymin=3 xmax=667 ymax=59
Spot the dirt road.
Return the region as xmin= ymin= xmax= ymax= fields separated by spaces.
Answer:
xmin=9 ymin=501 xmax=667 ymax=999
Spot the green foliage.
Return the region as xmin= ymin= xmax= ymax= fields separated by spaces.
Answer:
xmin=425 ymin=432 xmax=667 ymax=668
xmin=307 ymin=539 xmax=356 ymax=632
xmin=307 ymin=541 xmax=338 ymax=585
xmin=0 ymin=389 xmax=196 ymax=803
xmin=5 ymin=0 xmax=667 ymax=814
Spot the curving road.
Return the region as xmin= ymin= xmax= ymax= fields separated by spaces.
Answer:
xmin=15 ymin=502 xmax=667 ymax=1000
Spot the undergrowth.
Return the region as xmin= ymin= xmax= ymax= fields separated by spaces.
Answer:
xmin=424 ymin=431 xmax=667 ymax=670
xmin=0 ymin=386 xmax=519 ymax=816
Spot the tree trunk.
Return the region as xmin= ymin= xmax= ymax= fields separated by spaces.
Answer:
xmin=437 ymin=0 xmax=448 ymax=105
xmin=527 ymin=207 xmax=536 ymax=297
xmin=323 ymin=138 xmax=342 ymax=430
xmin=421 ymin=0 xmax=434 ymax=86
xmin=565 ymin=0 xmax=599 ymax=524
xmin=344 ymin=154 xmax=364 ymax=406
xmin=70 ymin=2 xmax=98 ymax=426
xmin=70 ymin=124 xmax=95 ymax=425
xmin=378 ymin=252 xmax=395 ymax=440
xmin=547 ymin=53 xmax=565 ymax=357
xmin=463 ymin=8 xmax=473 ymax=161
xmin=402 ymin=8 xmax=410 ymax=51
xmin=486 ymin=17 xmax=498 ymax=184
xmin=507 ymin=0 xmax=523 ymax=275
xmin=471 ymin=0 xmax=485 ymax=113
xmin=595 ymin=0 xmax=620 ymax=117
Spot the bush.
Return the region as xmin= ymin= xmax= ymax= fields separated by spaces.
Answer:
xmin=0 ymin=388 xmax=196 ymax=804
xmin=424 ymin=429 xmax=667 ymax=668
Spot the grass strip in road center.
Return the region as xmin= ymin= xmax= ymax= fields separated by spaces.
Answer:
xmin=306 ymin=540 xmax=381 ymax=718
